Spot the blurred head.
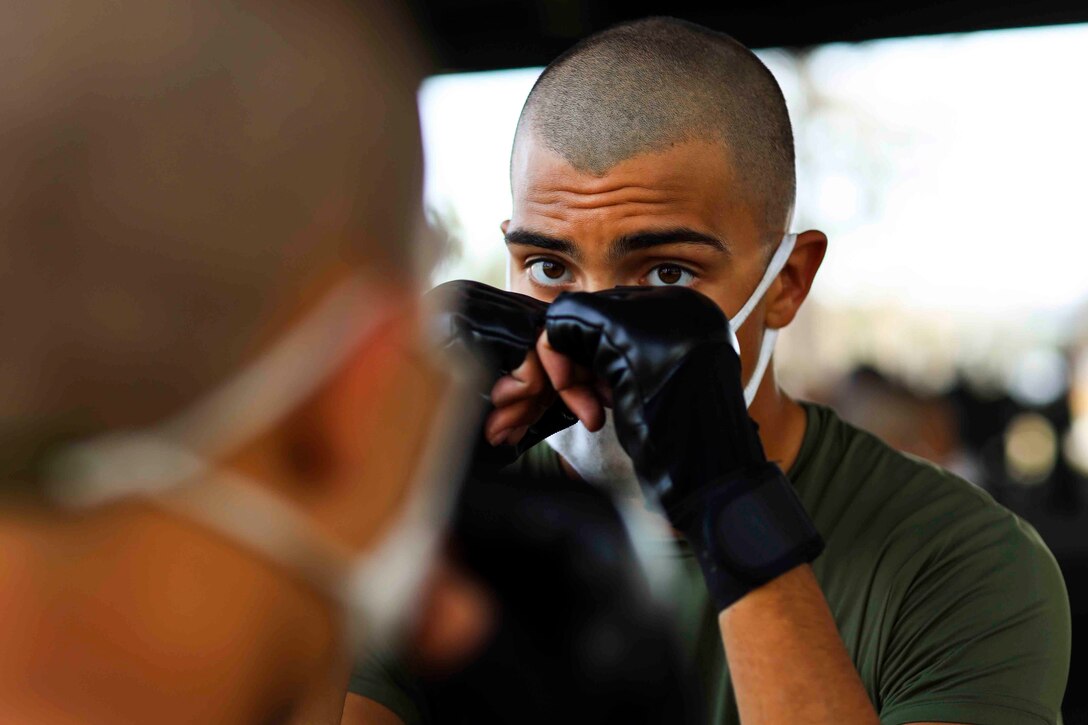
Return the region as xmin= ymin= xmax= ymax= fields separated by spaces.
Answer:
xmin=0 ymin=0 xmax=484 ymax=650
xmin=0 ymin=0 xmax=426 ymax=482
xmin=504 ymin=17 xmax=827 ymax=400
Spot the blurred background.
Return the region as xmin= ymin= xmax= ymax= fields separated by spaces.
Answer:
xmin=406 ymin=2 xmax=1088 ymax=720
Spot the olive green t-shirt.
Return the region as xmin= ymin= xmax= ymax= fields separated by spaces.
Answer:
xmin=350 ymin=402 xmax=1071 ymax=724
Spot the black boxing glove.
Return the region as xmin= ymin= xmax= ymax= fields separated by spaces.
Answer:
xmin=426 ymin=280 xmax=575 ymax=469
xmin=544 ymin=286 xmax=823 ymax=611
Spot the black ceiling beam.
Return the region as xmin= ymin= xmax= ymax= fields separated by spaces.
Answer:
xmin=403 ymin=0 xmax=1088 ymax=73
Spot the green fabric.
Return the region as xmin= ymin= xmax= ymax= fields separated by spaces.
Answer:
xmin=348 ymin=658 xmax=427 ymax=725
xmin=350 ymin=402 xmax=1071 ymax=724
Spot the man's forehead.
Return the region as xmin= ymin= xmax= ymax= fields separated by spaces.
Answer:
xmin=511 ymin=132 xmax=736 ymax=197
xmin=509 ymin=133 xmax=764 ymax=248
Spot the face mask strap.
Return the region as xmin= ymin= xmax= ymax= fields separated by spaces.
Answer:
xmin=345 ymin=350 xmax=483 ymax=653
xmin=732 ymin=233 xmax=797 ymax=406
xmin=153 ymin=464 xmax=359 ymax=609
xmin=48 ymin=274 xmax=395 ymax=505
xmin=131 ymin=351 xmax=480 ymax=660
xmin=744 ymin=328 xmax=779 ymax=406
xmin=45 ymin=274 xmax=484 ymax=657
xmin=731 ymin=234 xmax=797 ymax=331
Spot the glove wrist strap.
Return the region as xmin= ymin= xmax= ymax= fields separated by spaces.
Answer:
xmin=666 ymin=462 xmax=824 ymax=611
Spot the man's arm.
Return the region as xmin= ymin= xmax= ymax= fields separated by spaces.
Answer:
xmin=720 ymin=566 xmax=878 ymax=724
xmin=539 ymin=287 xmax=879 ymax=724
xmin=720 ymin=566 xmax=972 ymax=724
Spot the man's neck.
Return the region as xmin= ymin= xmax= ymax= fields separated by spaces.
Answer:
xmin=748 ymin=372 xmax=809 ymax=473
xmin=0 ymin=503 xmax=335 ymax=724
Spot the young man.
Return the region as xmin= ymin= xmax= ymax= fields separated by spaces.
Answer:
xmin=0 ymin=1 xmax=492 ymax=723
xmin=348 ymin=17 xmax=1070 ymax=725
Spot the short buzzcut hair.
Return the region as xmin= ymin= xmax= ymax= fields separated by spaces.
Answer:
xmin=516 ymin=16 xmax=795 ymax=239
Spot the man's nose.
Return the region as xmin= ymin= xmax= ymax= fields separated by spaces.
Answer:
xmin=578 ymin=273 xmax=620 ymax=293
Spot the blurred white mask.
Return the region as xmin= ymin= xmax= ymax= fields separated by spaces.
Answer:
xmin=47 ymin=275 xmax=480 ymax=656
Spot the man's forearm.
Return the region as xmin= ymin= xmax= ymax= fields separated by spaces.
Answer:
xmin=719 ymin=565 xmax=879 ymax=725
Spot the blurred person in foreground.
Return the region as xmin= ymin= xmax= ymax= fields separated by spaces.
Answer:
xmin=348 ymin=17 xmax=1072 ymax=725
xmin=0 ymin=1 xmax=494 ymax=722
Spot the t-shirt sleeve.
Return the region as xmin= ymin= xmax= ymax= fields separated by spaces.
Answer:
xmin=877 ymin=506 xmax=1071 ymax=725
xmin=348 ymin=650 xmax=426 ymax=725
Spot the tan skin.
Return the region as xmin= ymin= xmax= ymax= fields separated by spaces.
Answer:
xmin=344 ymin=135 xmax=956 ymax=724
xmin=0 ymin=274 xmax=491 ymax=725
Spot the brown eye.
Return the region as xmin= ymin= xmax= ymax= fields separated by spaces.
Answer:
xmin=656 ymin=265 xmax=683 ymax=285
xmin=647 ymin=263 xmax=695 ymax=287
xmin=528 ymin=258 xmax=573 ymax=286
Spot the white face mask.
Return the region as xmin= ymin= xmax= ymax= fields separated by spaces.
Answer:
xmin=46 ymin=275 xmax=481 ymax=656
xmin=545 ymin=233 xmax=797 ymax=494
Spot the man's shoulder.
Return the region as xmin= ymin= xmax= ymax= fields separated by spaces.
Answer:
xmin=795 ymin=400 xmax=999 ymax=519
xmin=799 ymin=403 xmax=1069 ymax=723
xmin=795 ymin=401 xmax=1061 ymax=583
xmin=798 ymin=401 xmax=1065 ymax=614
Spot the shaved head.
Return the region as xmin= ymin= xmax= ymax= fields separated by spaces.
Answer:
xmin=0 ymin=0 xmax=427 ymax=483
xmin=516 ymin=17 xmax=795 ymax=238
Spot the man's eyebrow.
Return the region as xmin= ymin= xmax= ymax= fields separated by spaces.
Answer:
xmin=504 ymin=229 xmax=582 ymax=261
xmin=609 ymin=228 xmax=730 ymax=261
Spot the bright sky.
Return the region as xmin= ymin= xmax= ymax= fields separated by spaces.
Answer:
xmin=418 ymin=23 xmax=1088 ymax=326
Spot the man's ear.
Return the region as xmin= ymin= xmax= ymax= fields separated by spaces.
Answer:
xmin=275 ymin=309 xmax=453 ymax=548
xmin=764 ymin=229 xmax=827 ymax=330
xmin=273 ymin=315 xmax=409 ymax=490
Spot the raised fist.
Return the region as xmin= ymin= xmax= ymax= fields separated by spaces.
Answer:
xmin=427 ymin=280 xmax=574 ymax=468
xmin=543 ymin=286 xmax=822 ymax=610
